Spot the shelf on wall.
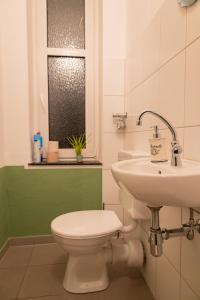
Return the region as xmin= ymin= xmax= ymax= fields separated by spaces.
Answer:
xmin=28 ymin=160 xmax=102 ymax=167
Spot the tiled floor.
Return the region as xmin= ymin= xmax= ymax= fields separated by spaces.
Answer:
xmin=0 ymin=243 xmax=155 ymax=300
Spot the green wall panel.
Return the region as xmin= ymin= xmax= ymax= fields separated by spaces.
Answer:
xmin=6 ymin=167 xmax=102 ymax=237
xmin=0 ymin=168 xmax=10 ymax=248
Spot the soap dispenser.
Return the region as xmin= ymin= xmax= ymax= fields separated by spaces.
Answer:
xmin=149 ymin=126 xmax=168 ymax=162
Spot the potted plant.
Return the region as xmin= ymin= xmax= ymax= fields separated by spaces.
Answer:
xmin=66 ymin=133 xmax=86 ymax=162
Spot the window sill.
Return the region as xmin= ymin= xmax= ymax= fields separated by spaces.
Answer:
xmin=26 ymin=160 xmax=102 ymax=170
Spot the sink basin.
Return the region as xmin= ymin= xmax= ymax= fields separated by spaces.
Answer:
xmin=111 ymin=158 xmax=200 ymax=207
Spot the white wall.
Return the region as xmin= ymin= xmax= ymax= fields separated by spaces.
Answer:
xmin=102 ymin=0 xmax=127 ymax=222
xmin=0 ymin=0 xmax=126 ymax=171
xmin=0 ymin=15 xmax=5 ymax=167
xmin=125 ymin=1 xmax=200 ymax=299
xmin=0 ymin=0 xmax=31 ymax=166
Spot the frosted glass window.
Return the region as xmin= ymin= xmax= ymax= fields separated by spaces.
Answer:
xmin=48 ymin=56 xmax=85 ymax=148
xmin=47 ymin=0 xmax=85 ymax=49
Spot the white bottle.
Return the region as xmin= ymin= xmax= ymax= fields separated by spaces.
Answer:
xmin=33 ymin=140 xmax=41 ymax=163
xmin=149 ymin=126 xmax=168 ymax=162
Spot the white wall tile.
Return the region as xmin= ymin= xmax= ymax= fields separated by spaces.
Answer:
xmin=160 ymin=206 xmax=181 ymax=272
xmin=185 ymin=39 xmax=200 ymax=126
xmin=126 ymin=74 xmax=160 ymax=131
xmin=160 ymin=0 xmax=186 ymax=64
xmin=127 ymin=74 xmax=159 ymax=117
xmin=104 ymin=204 xmax=124 ymax=223
xmin=102 ymin=133 xmax=124 ymax=170
xmin=160 ymin=206 xmax=182 ymax=229
xmin=181 ymin=279 xmax=199 ymax=300
xmin=103 ymin=170 xmax=119 ymax=205
xmin=181 ymin=207 xmax=190 ymax=224
xmin=103 ymin=0 xmax=126 ymax=59
xmin=156 ymin=255 xmax=180 ymax=300
xmin=184 ymin=126 xmax=200 ymax=161
xmin=126 ymin=0 xmax=151 ymax=45
xmin=125 ymin=55 xmax=143 ymax=93
xmin=103 ymin=96 xmax=125 ymax=132
xmin=127 ymin=42 xmax=145 ymax=89
xmin=141 ymin=228 xmax=157 ymax=298
xmin=181 ymin=234 xmax=200 ymax=297
xmin=103 ymin=60 xmax=125 ymax=95
xmin=142 ymin=13 xmax=161 ymax=79
xmin=157 ymin=51 xmax=185 ymax=127
xmin=102 ymin=1 xmax=126 ymax=242
xmin=187 ymin=0 xmax=200 ymax=45
xmin=149 ymin=0 xmax=165 ymax=17
xmin=124 ymin=133 xmax=135 ymax=149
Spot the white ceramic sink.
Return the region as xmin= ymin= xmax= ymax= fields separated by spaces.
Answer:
xmin=111 ymin=158 xmax=200 ymax=208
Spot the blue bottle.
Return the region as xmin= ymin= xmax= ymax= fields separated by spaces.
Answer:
xmin=33 ymin=132 xmax=43 ymax=163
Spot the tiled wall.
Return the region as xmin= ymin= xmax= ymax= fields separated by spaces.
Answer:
xmin=102 ymin=0 xmax=126 ymax=222
xmin=124 ymin=0 xmax=200 ymax=299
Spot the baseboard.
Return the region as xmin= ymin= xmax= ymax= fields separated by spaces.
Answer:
xmin=8 ymin=234 xmax=55 ymax=247
xmin=0 ymin=239 xmax=9 ymax=260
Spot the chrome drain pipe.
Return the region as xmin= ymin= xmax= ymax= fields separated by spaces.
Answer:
xmin=148 ymin=207 xmax=163 ymax=257
xmin=148 ymin=207 xmax=200 ymax=257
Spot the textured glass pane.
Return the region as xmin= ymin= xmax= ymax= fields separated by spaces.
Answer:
xmin=47 ymin=0 xmax=85 ymax=49
xmin=48 ymin=56 xmax=85 ymax=148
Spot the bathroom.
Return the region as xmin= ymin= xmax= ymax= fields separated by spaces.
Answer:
xmin=0 ymin=0 xmax=200 ymax=299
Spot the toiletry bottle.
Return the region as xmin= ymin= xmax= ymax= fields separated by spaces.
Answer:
xmin=47 ymin=141 xmax=59 ymax=163
xmin=149 ymin=126 xmax=168 ymax=162
xmin=39 ymin=133 xmax=43 ymax=161
xmin=33 ymin=132 xmax=43 ymax=163
xmin=33 ymin=136 xmax=41 ymax=163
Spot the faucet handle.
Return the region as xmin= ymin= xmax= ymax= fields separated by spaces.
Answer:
xmin=171 ymin=141 xmax=182 ymax=155
xmin=171 ymin=141 xmax=182 ymax=166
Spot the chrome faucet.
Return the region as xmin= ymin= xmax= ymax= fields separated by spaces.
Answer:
xmin=136 ymin=110 xmax=182 ymax=167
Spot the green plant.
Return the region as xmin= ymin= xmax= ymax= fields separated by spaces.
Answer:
xmin=66 ymin=133 xmax=86 ymax=156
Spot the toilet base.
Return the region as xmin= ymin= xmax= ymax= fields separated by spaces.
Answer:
xmin=63 ymin=252 xmax=109 ymax=293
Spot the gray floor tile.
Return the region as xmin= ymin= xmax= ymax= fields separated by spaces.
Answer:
xmin=64 ymin=292 xmax=101 ymax=300
xmin=18 ymin=264 xmax=66 ymax=298
xmin=30 ymin=243 xmax=67 ymax=266
xmin=98 ymin=276 xmax=155 ymax=300
xmin=0 ymin=245 xmax=33 ymax=268
xmin=0 ymin=244 xmax=155 ymax=300
xmin=0 ymin=267 xmax=26 ymax=300
xmin=9 ymin=237 xmax=36 ymax=246
xmin=61 ymin=277 xmax=154 ymax=300
xmin=34 ymin=235 xmax=55 ymax=244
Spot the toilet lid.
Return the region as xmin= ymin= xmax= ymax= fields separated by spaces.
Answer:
xmin=51 ymin=210 xmax=123 ymax=239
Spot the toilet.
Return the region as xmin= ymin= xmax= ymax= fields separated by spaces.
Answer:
xmin=51 ymin=151 xmax=149 ymax=294
xmin=52 ymin=210 xmax=122 ymax=293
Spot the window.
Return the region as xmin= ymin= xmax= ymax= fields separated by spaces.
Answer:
xmin=28 ymin=0 xmax=99 ymax=159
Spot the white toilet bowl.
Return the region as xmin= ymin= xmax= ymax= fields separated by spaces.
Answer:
xmin=51 ymin=151 xmax=149 ymax=294
xmin=51 ymin=210 xmax=123 ymax=294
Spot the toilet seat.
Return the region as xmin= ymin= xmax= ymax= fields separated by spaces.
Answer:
xmin=51 ymin=210 xmax=122 ymax=239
